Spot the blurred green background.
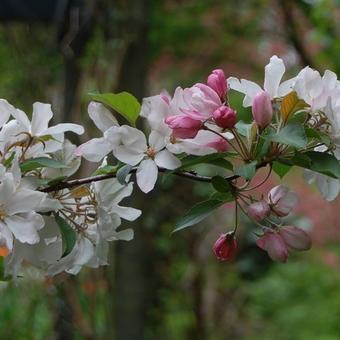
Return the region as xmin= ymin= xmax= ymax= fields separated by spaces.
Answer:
xmin=1 ymin=0 xmax=340 ymax=339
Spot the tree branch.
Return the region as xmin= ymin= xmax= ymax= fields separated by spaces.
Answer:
xmin=41 ymin=159 xmax=273 ymax=193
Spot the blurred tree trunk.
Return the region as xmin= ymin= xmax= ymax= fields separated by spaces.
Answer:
xmin=106 ymin=1 xmax=151 ymax=339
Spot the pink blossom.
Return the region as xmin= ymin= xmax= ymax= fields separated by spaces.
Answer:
xmin=183 ymin=83 xmax=222 ymax=120
xmin=207 ymin=69 xmax=228 ymax=99
xmin=268 ymin=185 xmax=298 ymax=217
xmin=279 ymin=226 xmax=311 ymax=251
xmin=212 ymin=105 xmax=237 ymax=129
xmin=213 ymin=232 xmax=237 ymax=261
xmin=256 ymin=231 xmax=288 ymax=263
xmin=252 ymin=90 xmax=273 ymax=128
xmin=165 ymin=114 xmax=202 ymax=139
xmin=247 ymin=201 xmax=270 ymax=221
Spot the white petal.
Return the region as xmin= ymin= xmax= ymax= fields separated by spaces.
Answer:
xmin=75 ymin=137 xmax=113 ymax=162
xmin=263 ymin=55 xmax=285 ymax=98
xmin=112 ymin=206 xmax=141 ymax=221
xmin=6 ymin=189 xmax=46 ymax=215
xmin=115 ymin=229 xmax=134 ymax=241
xmin=227 ymin=77 xmax=262 ymax=107
xmin=155 ymin=149 xmax=181 ymax=169
xmin=42 ymin=123 xmax=84 ymax=136
xmin=114 ymin=146 xmax=144 ymax=166
xmin=0 ymin=99 xmax=14 ymax=127
xmin=0 ymin=221 xmax=13 ymax=250
xmin=149 ymin=130 xmax=166 ymax=151
xmin=11 ymin=108 xmax=31 ymax=131
xmin=278 ymin=77 xmax=296 ymax=97
xmin=136 ymin=159 xmax=158 ymax=193
xmin=5 ymin=213 xmax=44 ymax=244
xmin=31 ymin=102 xmax=53 ymax=135
xmin=88 ymin=101 xmax=119 ymax=132
xmin=119 ymin=125 xmax=147 ymax=153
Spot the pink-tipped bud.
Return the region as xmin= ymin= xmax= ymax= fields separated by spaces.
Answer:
xmin=247 ymin=201 xmax=270 ymax=221
xmin=212 ymin=105 xmax=237 ymax=129
xmin=165 ymin=115 xmax=202 ymax=139
xmin=252 ymin=90 xmax=273 ymax=128
xmin=267 ymin=185 xmax=298 ymax=217
xmin=279 ymin=226 xmax=312 ymax=251
xmin=256 ymin=231 xmax=288 ymax=263
xmin=213 ymin=232 xmax=237 ymax=261
xmin=207 ymin=69 xmax=228 ymax=99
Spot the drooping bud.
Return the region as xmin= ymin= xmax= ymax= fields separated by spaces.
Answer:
xmin=165 ymin=115 xmax=202 ymax=139
xmin=256 ymin=231 xmax=288 ymax=262
xmin=207 ymin=69 xmax=228 ymax=99
xmin=267 ymin=185 xmax=298 ymax=217
xmin=252 ymin=90 xmax=273 ymax=128
xmin=247 ymin=201 xmax=270 ymax=221
xmin=213 ymin=232 xmax=237 ymax=261
xmin=212 ymin=105 xmax=237 ymax=129
xmin=279 ymin=226 xmax=312 ymax=251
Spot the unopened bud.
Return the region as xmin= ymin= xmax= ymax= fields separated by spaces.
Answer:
xmin=207 ymin=69 xmax=228 ymax=100
xmin=252 ymin=90 xmax=273 ymax=128
xmin=213 ymin=105 xmax=237 ymax=129
xmin=213 ymin=232 xmax=237 ymax=261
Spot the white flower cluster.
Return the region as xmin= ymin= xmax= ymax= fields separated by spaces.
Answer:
xmin=0 ymin=102 xmax=141 ymax=277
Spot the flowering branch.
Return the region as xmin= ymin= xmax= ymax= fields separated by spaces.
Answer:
xmin=0 ymin=55 xmax=339 ymax=278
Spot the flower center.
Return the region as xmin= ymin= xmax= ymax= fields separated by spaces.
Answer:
xmin=170 ymin=135 xmax=177 ymax=144
xmin=146 ymin=147 xmax=156 ymax=159
xmin=0 ymin=206 xmax=7 ymax=221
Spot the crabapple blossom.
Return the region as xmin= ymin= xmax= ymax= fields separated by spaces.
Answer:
xmin=256 ymin=231 xmax=288 ymax=263
xmin=165 ymin=114 xmax=202 ymax=139
xmin=279 ymin=226 xmax=311 ymax=251
xmin=267 ymin=185 xmax=298 ymax=217
xmin=247 ymin=201 xmax=270 ymax=221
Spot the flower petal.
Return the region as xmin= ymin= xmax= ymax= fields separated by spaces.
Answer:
xmin=88 ymin=101 xmax=119 ymax=132
xmin=31 ymin=102 xmax=53 ymax=135
xmin=136 ymin=159 xmax=158 ymax=193
xmin=5 ymin=213 xmax=44 ymax=245
xmin=263 ymin=55 xmax=285 ymax=98
xmin=155 ymin=149 xmax=181 ymax=169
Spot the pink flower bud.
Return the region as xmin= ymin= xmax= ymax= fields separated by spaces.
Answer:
xmin=165 ymin=115 xmax=202 ymax=139
xmin=267 ymin=185 xmax=298 ymax=217
xmin=212 ymin=105 xmax=237 ymax=129
xmin=256 ymin=231 xmax=288 ymax=263
xmin=207 ymin=69 xmax=228 ymax=99
xmin=279 ymin=226 xmax=312 ymax=251
xmin=252 ymin=90 xmax=273 ymax=128
xmin=247 ymin=201 xmax=270 ymax=221
xmin=213 ymin=232 xmax=237 ymax=261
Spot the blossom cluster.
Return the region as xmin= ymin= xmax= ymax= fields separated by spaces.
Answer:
xmin=0 ymin=55 xmax=339 ymax=278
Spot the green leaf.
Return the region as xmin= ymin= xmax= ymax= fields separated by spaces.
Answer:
xmin=55 ymin=215 xmax=76 ymax=257
xmin=211 ymin=176 xmax=231 ymax=192
xmin=235 ymin=120 xmax=253 ymax=138
xmin=269 ymin=124 xmax=307 ymax=148
xmin=20 ymin=157 xmax=67 ymax=172
xmin=306 ymin=151 xmax=340 ymax=179
xmin=173 ymin=199 xmax=225 ymax=233
xmin=89 ymin=91 xmax=140 ymax=126
xmin=116 ymin=164 xmax=133 ymax=184
xmin=178 ymin=153 xmax=232 ymax=170
xmin=93 ymin=165 xmax=117 ymax=175
xmin=210 ymin=191 xmax=234 ymax=202
xmin=234 ymin=161 xmax=257 ymax=180
xmin=272 ymin=161 xmax=292 ymax=178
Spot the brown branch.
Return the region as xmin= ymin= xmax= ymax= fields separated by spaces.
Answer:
xmin=41 ymin=158 xmax=273 ymax=193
